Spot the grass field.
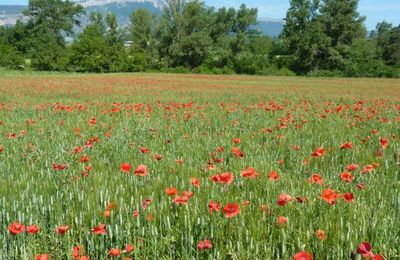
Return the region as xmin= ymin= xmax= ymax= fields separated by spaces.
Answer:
xmin=0 ymin=73 xmax=399 ymax=259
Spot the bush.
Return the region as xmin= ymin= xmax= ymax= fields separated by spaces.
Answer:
xmin=0 ymin=44 xmax=25 ymax=70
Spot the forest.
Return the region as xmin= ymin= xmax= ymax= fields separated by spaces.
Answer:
xmin=0 ymin=0 xmax=399 ymax=77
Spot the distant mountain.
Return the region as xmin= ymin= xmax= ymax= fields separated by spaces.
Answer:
xmin=0 ymin=5 xmax=25 ymax=26
xmin=253 ymin=19 xmax=285 ymax=37
xmin=74 ymin=0 xmax=166 ymax=9
xmin=0 ymin=1 xmax=285 ymax=37
xmin=82 ymin=2 xmax=162 ymax=27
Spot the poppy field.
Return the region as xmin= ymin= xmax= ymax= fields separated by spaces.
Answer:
xmin=0 ymin=73 xmax=399 ymax=259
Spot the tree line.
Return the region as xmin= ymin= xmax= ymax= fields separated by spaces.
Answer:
xmin=0 ymin=0 xmax=399 ymax=77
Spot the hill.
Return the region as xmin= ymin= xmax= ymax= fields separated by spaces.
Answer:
xmin=0 ymin=1 xmax=284 ymax=37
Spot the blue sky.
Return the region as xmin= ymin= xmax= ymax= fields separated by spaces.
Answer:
xmin=2 ymin=0 xmax=400 ymax=29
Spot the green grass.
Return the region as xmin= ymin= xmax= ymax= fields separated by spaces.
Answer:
xmin=0 ymin=73 xmax=399 ymax=259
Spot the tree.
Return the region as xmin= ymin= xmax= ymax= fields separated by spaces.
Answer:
xmin=319 ymin=0 xmax=366 ymax=70
xmin=382 ymin=26 xmax=400 ymax=66
xmin=231 ymin=4 xmax=258 ymax=54
xmin=0 ymin=26 xmax=24 ymax=69
xmin=69 ymin=13 xmax=108 ymax=72
xmin=282 ymin=0 xmax=329 ymax=73
xmin=104 ymin=13 xmax=126 ymax=72
xmin=130 ymin=8 xmax=153 ymax=53
xmin=24 ymin=0 xmax=83 ymax=70
xmin=157 ymin=0 xmax=213 ymax=69
xmin=128 ymin=8 xmax=154 ymax=71
xmin=211 ymin=7 xmax=236 ymax=42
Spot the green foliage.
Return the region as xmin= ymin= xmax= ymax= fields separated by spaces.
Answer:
xmin=23 ymin=0 xmax=83 ymax=71
xmin=381 ymin=26 xmax=400 ymax=66
xmin=319 ymin=0 xmax=366 ymax=71
xmin=129 ymin=8 xmax=153 ymax=54
xmin=0 ymin=0 xmax=399 ymax=77
xmin=69 ymin=13 xmax=109 ymax=72
xmin=0 ymin=43 xmax=25 ymax=69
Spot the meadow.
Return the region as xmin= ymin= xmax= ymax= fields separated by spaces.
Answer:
xmin=0 ymin=73 xmax=399 ymax=259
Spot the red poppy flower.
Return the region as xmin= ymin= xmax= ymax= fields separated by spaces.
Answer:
xmin=153 ymin=154 xmax=162 ymax=160
xmin=340 ymin=172 xmax=354 ymax=183
xmin=361 ymin=164 xmax=375 ymax=174
xmin=232 ymin=147 xmax=244 ymax=158
xmin=91 ymin=224 xmax=106 ymax=235
xmin=26 ymin=224 xmax=40 ymax=235
xmin=146 ymin=214 xmax=153 ymax=221
xmin=342 ymin=193 xmax=354 ymax=203
xmin=208 ymin=201 xmax=221 ymax=214
xmin=315 ymin=229 xmax=326 ymax=240
xmin=242 ymin=200 xmax=251 ymax=206
xmin=134 ymin=164 xmax=147 ymax=176
xmin=9 ymin=222 xmax=25 ymax=235
xmin=293 ymin=251 xmax=313 ymax=260
xmin=141 ymin=198 xmax=152 ymax=210
xmin=109 ymin=248 xmax=121 ymax=257
xmin=308 ymin=174 xmax=324 ymax=185
xmin=260 ymin=204 xmax=271 ymax=214
xmin=103 ymin=210 xmax=111 ymax=218
xmin=277 ymin=216 xmax=287 ymax=225
xmin=120 ymin=162 xmax=131 ymax=173
xmin=277 ymin=193 xmax=293 ymax=206
xmin=132 ymin=210 xmax=139 ymax=217
xmin=210 ymin=172 xmax=234 ymax=185
xmin=139 ymin=146 xmax=150 ymax=153
xmin=125 ymin=244 xmax=135 ymax=253
xmin=357 ymin=242 xmax=373 ymax=258
xmin=346 ymin=164 xmax=359 ymax=172
xmin=216 ymin=146 xmax=224 ymax=152
xmin=56 ymin=225 xmax=69 ymax=235
xmin=296 ymin=196 xmax=308 ymax=203
xmin=198 ymin=239 xmax=212 ymax=250
xmin=320 ymin=189 xmax=339 ymax=205
xmin=241 ymin=166 xmax=258 ymax=179
xmin=35 ymin=254 xmax=50 ymax=260
xmin=268 ymin=171 xmax=280 ymax=181
xmin=172 ymin=195 xmax=189 ymax=205
xmin=311 ymin=147 xmax=325 ymax=157
xmin=165 ymin=187 xmax=178 ymax=196
xmin=88 ymin=117 xmax=96 ymax=126
xmin=340 ymin=142 xmax=353 ymax=149
xmin=357 ymin=183 xmax=365 ymax=190
xmin=79 ymin=155 xmax=90 ymax=163
xmin=380 ymin=137 xmax=388 ymax=149
xmin=233 ymin=138 xmax=241 ymax=144
xmin=72 ymin=245 xmax=82 ymax=258
xmin=190 ymin=178 xmax=201 ymax=187
xmin=182 ymin=190 xmax=194 ymax=198
xmin=372 ymin=254 xmax=385 ymax=260
xmin=7 ymin=133 xmax=17 ymax=139
xmin=176 ymin=158 xmax=184 ymax=164
xmin=223 ymin=203 xmax=240 ymax=218
xmin=52 ymin=163 xmax=68 ymax=171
